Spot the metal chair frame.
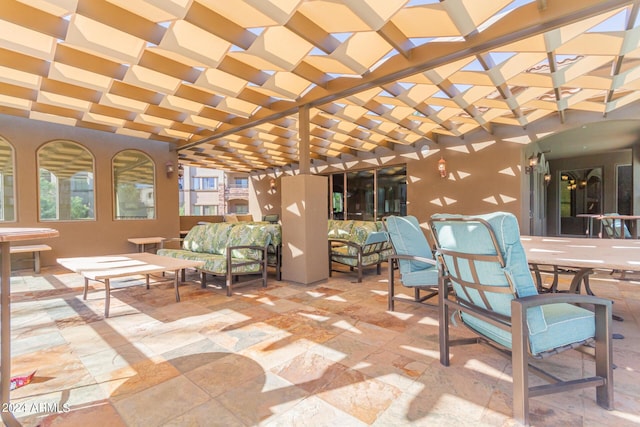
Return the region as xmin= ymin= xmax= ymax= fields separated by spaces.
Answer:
xmin=431 ymin=215 xmax=613 ymax=426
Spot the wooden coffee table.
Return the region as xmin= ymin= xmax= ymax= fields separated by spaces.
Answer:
xmin=58 ymin=253 xmax=203 ymax=317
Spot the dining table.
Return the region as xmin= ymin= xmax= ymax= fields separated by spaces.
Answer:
xmin=520 ymin=235 xmax=640 ymax=325
xmin=0 ymin=227 xmax=59 ymax=426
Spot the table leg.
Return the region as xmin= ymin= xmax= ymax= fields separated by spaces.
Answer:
xmin=83 ymin=277 xmax=89 ymax=300
xmin=174 ymin=270 xmax=180 ymax=302
xmin=104 ymin=279 xmax=110 ymax=318
xmin=0 ymin=241 xmax=16 ymax=426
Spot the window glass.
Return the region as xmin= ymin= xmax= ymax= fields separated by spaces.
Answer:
xmin=113 ymin=150 xmax=155 ymax=220
xmin=617 ymin=164 xmax=632 ymax=215
xmin=559 ymin=168 xmax=602 ymax=235
xmin=377 ymin=165 xmax=407 ymax=219
xmin=331 ymin=173 xmax=345 ymax=220
xmin=191 ymin=176 xmax=218 ymax=190
xmin=235 ymin=204 xmax=249 ymax=214
xmin=0 ymin=138 xmax=15 ymax=221
xmin=346 ymin=170 xmax=374 ymax=220
xmin=38 ymin=140 xmax=95 ymax=221
xmin=234 ymin=177 xmax=248 ymax=188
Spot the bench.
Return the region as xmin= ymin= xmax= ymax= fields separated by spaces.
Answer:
xmin=10 ymin=244 xmax=52 ymax=273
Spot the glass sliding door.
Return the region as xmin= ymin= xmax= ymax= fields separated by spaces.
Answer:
xmin=559 ymin=167 xmax=602 ymax=236
xmin=346 ymin=170 xmax=374 ymax=220
xmin=327 ymin=165 xmax=407 ymax=220
xmin=330 ymin=173 xmax=345 ymax=220
xmin=377 ymin=165 xmax=406 ymax=220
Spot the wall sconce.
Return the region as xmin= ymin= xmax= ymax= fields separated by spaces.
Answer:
xmin=544 ymin=173 xmax=551 ymax=185
xmin=165 ymin=161 xmax=174 ymax=177
xmin=269 ymin=178 xmax=277 ymax=191
xmin=526 ymin=153 xmax=540 ymax=173
xmin=438 ymin=157 xmax=447 ymax=178
xmin=177 ymin=164 xmax=184 ymax=178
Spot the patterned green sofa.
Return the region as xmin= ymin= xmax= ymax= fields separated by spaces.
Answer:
xmin=328 ymin=219 xmax=392 ymax=282
xmin=157 ymin=222 xmax=279 ymax=296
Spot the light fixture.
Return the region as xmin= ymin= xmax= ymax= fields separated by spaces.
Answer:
xmin=177 ymin=164 xmax=184 ymax=178
xmin=544 ymin=173 xmax=551 ymax=185
xmin=270 ymin=178 xmax=276 ymax=191
xmin=165 ymin=161 xmax=174 ymax=177
xmin=438 ymin=157 xmax=447 ymax=178
xmin=526 ymin=153 xmax=540 ymax=173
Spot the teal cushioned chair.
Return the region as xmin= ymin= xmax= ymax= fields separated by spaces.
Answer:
xmin=601 ymin=213 xmax=632 ymax=238
xmin=384 ymin=216 xmax=439 ymax=311
xmin=430 ymin=212 xmax=613 ymax=426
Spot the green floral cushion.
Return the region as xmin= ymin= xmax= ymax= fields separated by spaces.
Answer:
xmin=347 ymin=221 xmax=379 ymax=251
xmin=202 ymin=223 xmax=235 ymax=254
xmin=331 ymin=245 xmax=380 ymax=266
xmin=228 ymin=223 xmax=270 ymax=260
xmin=181 ymin=223 xmax=233 ymax=254
xmin=328 ymin=219 xmax=353 ymax=239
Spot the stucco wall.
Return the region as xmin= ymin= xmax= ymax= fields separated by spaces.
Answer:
xmin=0 ymin=114 xmax=180 ymax=267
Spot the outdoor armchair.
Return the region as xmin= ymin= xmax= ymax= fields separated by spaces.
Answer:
xmin=383 ymin=215 xmax=439 ymax=311
xmin=601 ymin=213 xmax=632 ymax=238
xmin=430 ymin=212 xmax=613 ymax=426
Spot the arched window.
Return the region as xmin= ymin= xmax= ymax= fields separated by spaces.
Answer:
xmin=0 ymin=137 xmax=15 ymax=222
xmin=113 ymin=150 xmax=155 ymax=220
xmin=38 ymin=140 xmax=95 ymax=221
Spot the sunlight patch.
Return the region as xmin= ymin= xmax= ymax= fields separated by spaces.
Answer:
xmin=503 ymin=135 xmax=532 ymax=144
xmin=332 ymin=320 xmax=357 ymax=331
xmin=464 ymin=358 xmax=508 ymax=381
xmin=285 ymin=202 xmax=301 ymax=216
xmin=499 ymin=194 xmax=517 ymax=203
xmin=399 ymin=345 xmax=439 ymax=359
xmin=299 ymin=312 xmax=330 ymax=322
xmin=499 ymin=167 xmax=516 ymax=176
xmin=483 ymin=196 xmax=498 ymax=204
xmin=401 ymin=152 xmax=421 ymax=160
xmin=417 ymin=316 xmax=439 ymax=326
xmin=471 ymin=141 xmax=495 ymax=151
xmin=457 ymin=171 xmax=471 ymax=179
xmin=287 ymin=242 xmax=303 ymax=258
xmin=306 ymin=291 xmax=325 ymax=298
xmin=448 ymin=145 xmax=470 ymax=153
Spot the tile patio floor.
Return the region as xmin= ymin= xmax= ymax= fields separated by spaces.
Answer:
xmin=5 ymin=263 xmax=640 ymax=426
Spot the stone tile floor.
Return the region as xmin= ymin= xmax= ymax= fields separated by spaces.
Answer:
xmin=4 ymin=264 xmax=640 ymax=426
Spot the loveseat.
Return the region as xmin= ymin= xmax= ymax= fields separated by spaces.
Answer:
xmin=157 ymin=222 xmax=281 ymax=296
xmin=328 ymin=219 xmax=392 ymax=282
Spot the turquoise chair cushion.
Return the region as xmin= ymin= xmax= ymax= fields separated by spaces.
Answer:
xmin=385 ymin=215 xmax=435 ymax=275
xmin=432 ymin=212 xmax=595 ymax=356
xmin=400 ymin=268 xmax=439 ymax=288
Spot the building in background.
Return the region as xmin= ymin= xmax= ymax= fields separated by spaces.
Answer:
xmin=178 ymin=166 xmax=249 ymax=216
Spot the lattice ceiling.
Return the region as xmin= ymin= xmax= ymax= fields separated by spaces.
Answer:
xmin=0 ymin=0 xmax=638 ymax=172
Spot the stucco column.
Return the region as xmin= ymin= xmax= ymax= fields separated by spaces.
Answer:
xmin=280 ymin=106 xmax=328 ymax=284
xmin=281 ymin=174 xmax=328 ymax=284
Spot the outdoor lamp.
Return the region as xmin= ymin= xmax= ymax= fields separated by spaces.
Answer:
xmin=270 ymin=178 xmax=277 ymax=191
xmin=166 ymin=161 xmax=174 ymax=177
xmin=438 ymin=157 xmax=447 ymax=178
xmin=526 ymin=154 xmax=539 ymax=173
xmin=177 ymin=164 xmax=184 ymax=178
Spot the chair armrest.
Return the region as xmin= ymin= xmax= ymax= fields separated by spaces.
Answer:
xmin=513 ymin=293 xmax=612 ymax=310
xmin=388 ymin=253 xmax=437 ymax=266
xmin=227 ymin=245 xmax=267 ymax=257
